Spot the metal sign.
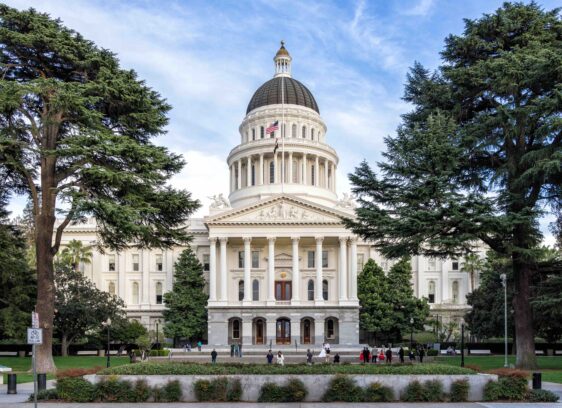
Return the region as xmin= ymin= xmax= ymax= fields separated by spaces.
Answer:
xmin=27 ymin=328 xmax=43 ymax=345
xmin=31 ymin=311 xmax=39 ymax=329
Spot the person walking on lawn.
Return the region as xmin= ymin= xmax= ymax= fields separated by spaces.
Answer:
xmin=385 ymin=347 xmax=392 ymax=364
xmin=267 ymin=350 xmax=274 ymax=364
xmin=211 ymin=349 xmax=218 ymax=364
xmin=399 ymin=347 xmax=405 ymax=363
xmin=306 ymin=349 xmax=313 ymax=365
xmin=276 ymin=351 xmax=285 ymax=366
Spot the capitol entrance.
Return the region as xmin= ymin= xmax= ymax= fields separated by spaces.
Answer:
xmin=276 ymin=318 xmax=291 ymax=344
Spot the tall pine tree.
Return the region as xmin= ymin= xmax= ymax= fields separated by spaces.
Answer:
xmin=163 ymin=247 xmax=208 ymax=345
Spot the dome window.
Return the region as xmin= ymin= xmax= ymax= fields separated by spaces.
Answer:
xmin=260 ymin=126 xmax=264 ymax=139
xmin=311 ymin=128 xmax=315 ymax=140
xmin=269 ymin=162 xmax=275 ymax=183
xmin=292 ymin=124 xmax=296 ymax=138
xmin=252 ymin=128 xmax=256 ymax=141
xmin=302 ymin=126 xmax=306 ymax=139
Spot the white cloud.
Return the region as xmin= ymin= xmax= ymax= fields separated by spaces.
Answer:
xmin=402 ymin=0 xmax=436 ymax=16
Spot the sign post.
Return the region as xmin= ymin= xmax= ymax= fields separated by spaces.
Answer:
xmin=28 ymin=312 xmax=42 ymax=408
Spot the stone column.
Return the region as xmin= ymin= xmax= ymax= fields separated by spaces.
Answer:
xmin=243 ymin=237 xmax=252 ymax=304
xmin=315 ymin=156 xmax=319 ymax=186
xmin=165 ymin=249 xmax=174 ymax=292
xmin=441 ymin=261 xmax=448 ymax=303
xmin=324 ymin=160 xmax=329 ymax=188
xmin=259 ymin=153 xmax=264 ymax=185
xmin=267 ymin=237 xmax=276 ymax=305
xmin=315 ymin=236 xmax=324 ymax=302
xmin=291 ymin=237 xmax=300 ymax=303
xmin=219 ymin=238 xmax=228 ymax=302
xmin=118 ymin=252 xmax=126 ymax=299
xmin=209 ymin=237 xmax=217 ymax=302
xmin=339 ymin=237 xmax=348 ymax=302
xmin=247 ymin=156 xmax=252 ymax=187
xmin=302 ymin=154 xmax=307 ymax=184
xmin=288 ymin=152 xmax=293 ymax=184
xmin=349 ymin=237 xmax=358 ymax=301
xmin=237 ymin=160 xmax=242 ymax=190
xmin=334 ymin=165 xmax=337 ymax=192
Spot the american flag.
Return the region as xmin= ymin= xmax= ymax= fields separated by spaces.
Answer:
xmin=266 ymin=120 xmax=279 ymax=134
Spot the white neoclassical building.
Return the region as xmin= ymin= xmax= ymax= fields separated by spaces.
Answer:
xmin=58 ymin=43 xmax=480 ymax=347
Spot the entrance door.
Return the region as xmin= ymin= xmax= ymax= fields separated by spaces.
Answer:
xmin=255 ymin=319 xmax=264 ymax=344
xmin=276 ymin=318 xmax=291 ymax=344
xmin=303 ymin=319 xmax=311 ymax=344
xmin=275 ymin=281 xmax=292 ymax=301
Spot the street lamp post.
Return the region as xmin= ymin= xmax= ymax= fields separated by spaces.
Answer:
xmin=156 ymin=320 xmax=160 ymax=349
xmin=500 ymin=273 xmax=508 ymax=368
xmin=410 ymin=317 xmax=414 ymax=350
xmin=103 ymin=318 xmax=112 ymax=368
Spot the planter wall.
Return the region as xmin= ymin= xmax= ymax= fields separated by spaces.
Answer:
xmin=87 ymin=373 xmax=497 ymax=402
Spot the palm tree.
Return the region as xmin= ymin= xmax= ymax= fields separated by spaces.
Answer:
xmin=461 ymin=253 xmax=485 ymax=293
xmin=59 ymin=240 xmax=93 ymax=272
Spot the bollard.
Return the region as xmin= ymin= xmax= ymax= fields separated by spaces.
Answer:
xmin=532 ymin=372 xmax=542 ymax=390
xmin=37 ymin=373 xmax=47 ymax=392
xmin=7 ymin=374 xmax=17 ymax=394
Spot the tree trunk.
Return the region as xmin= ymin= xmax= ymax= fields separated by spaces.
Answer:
xmin=61 ymin=335 xmax=68 ymax=357
xmin=512 ymin=256 xmax=537 ymax=369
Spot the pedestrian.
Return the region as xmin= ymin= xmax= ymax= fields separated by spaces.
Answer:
xmin=362 ymin=347 xmax=370 ymax=364
xmin=306 ymin=349 xmax=313 ymax=365
xmin=319 ymin=347 xmax=326 ymax=361
xmin=197 ymin=340 xmax=202 ymax=352
xmin=371 ymin=347 xmax=377 ymax=363
xmin=239 ymin=343 xmax=243 ymax=358
xmin=333 ymin=353 xmax=340 ymax=364
xmin=184 ymin=343 xmax=188 ymax=353
xmin=187 ymin=343 xmax=192 ymax=352
xmin=409 ymin=349 xmax=415 ymax=362
xmin=234 ymin=343 xmax=239 ymax=357
xmin=385 ymin=347 xmax=392 ymax=364
xmin=267 ymin=349 xmax=274 ymax=364
xmin=378 ymin=349 xmax=385 ymax=362
xmin=419 ymin=347 xmax=425 ymax=363
xmin=211 ymin=348 xmax=217 ymax=364
xmin=324 ymin=342 xmax=331 ymax=363
xmin=276 ymin=351 xmax=285 ymax=366
xmin=398 ymin=347 xmax=405 ymax=363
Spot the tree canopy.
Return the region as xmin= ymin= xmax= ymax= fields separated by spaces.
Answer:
xmin=0 ymin=5 xmax=199 ymax=371
xmin=346 ymin=2 xmax=561 ymax=368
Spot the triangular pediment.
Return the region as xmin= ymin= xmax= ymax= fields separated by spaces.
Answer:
xmin=204 ymin=195 xmax=350 ymax=225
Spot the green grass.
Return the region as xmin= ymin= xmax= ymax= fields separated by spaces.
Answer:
xmin=101 ymin=361 xmax=475 ymax=376
xmin=435 ymin=355 xmax=562 ymax=384
xmin=0 ymin=356 xmax=130 ymax=384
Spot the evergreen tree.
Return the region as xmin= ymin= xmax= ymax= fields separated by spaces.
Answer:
xmin=358 ymin=259 xmax=392 ymax=341
xmin=163 ymin=247 xmax=208 ymax=345
xmin=0 ymin=6 xmax=199 ymax=371
xmin=346 ymin=3 xmax=561 ymax=368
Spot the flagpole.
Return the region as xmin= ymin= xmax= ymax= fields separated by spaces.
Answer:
xmin=281 ymin=75 xmax=285 ymax=194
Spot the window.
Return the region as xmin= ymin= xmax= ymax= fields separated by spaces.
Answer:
xmin=203 ymin=254 xmax=210 ymax=271
xmin=326 ymin=318 xmax=335 ymax=338
xmin=269 ymin=162 xmax=275 ymax=183
xmin=292 ymin=123 xmax=296 ymax=138
xmin=428 ymin=280 xmax=435 ymax=304
xmin=238 ymin=280 xmax=244 ymax=301
xmin=357 ymin=253 xmax=365 ymax=272
xmin=452 ymin=281 xmax=459 ymax=304
xmin=452 ymin=260 xmax=459 ymax=271
xmin=311 ymin=128 xmax=315 ymax=140
xmin=132 ymin=282 xmax=139 ymax=304
xmin=260 ymin=126 xmax=264 ymax=139
xmin=322 ymin=250 xmax=328 ymax=268
xmin=251 ymin=165 xmax=255 ymax=186
xmin=252 ymin=128 xmax=256 ymax=140
xmin=307 ymin=251 xmax=315 ymax=268
xmin=275 ymin=281 xmax=291 ymax=300
xmin=132 ymin=254 xmax=139 ymax=271
xmin=232 ymin=319 xmax=240 ymax=339
xmin=302 ymin=126 xmax=306 ymax=138
xmin=155 ymin=281 xmax=163 ymax=304
xmin=108 ymin=281 xmax=116 ymax=295
xmin=428 ymin=258 xmax=436 ymax=271
xmin=252 ymin=279 xmax=259 ymax=301
xmin=155 ymin=254 xmax=163 ymax=271
xmin=238 ymin=251 xmax=244 ymax=268
xmin=311 ymin=165 xmax=315 ymax=185
xmin=307 ymin=280 xmax=315 ymax=300
xmin=252 ymin=251 xmax=259 ymax=268
xmin=108 ymin=254 xmax=116 ymax=271
xmin=322 ymin=279 xmax=328 ymax=300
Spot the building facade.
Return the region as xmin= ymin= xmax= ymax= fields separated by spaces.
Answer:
xmin=58 ymin=43 xmax=481 ymax=346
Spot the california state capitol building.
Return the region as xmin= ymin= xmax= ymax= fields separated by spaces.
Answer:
xmin=58 ymin=43 xmax=482 ymax=347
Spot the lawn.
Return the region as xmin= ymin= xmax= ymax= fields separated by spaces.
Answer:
xmin=0 ymin=356 xmax=130 ymax=384
xmin=435 ymin=355 xmax=562 ymax=384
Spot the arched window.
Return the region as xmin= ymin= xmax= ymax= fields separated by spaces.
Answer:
xmin=428 ymin=280 xmax=435 ymax=303
xmin=108 ymin=281 xmax=116 ymax=295
xmin=155 ymin=282 xmax=163 ymax=304
xmin=252 ymin=279 xmax=259 ymax=301
xmin=232 ymin=319 xmax=240 ymax=339
xmin=251 ymin=165 xmax=255 ymax=186
xmin=326 ymin=318 xmax=335 ymax=339
xmin=291 ymin=124 xmax=296 ymax=138
xmin=302 ymin=126 xmax=306 ymax=138
xmin=311 ymin=128 xmax=315 ymax=140
xmin=252 ymin=128 xmax=256 ymax=140
xmin=260 ymin=126 xmax=264 ymax=139
xmin=452 ymin=281 xmax=459 ymax=304
xmin=322 ymin=279 xmax=328 ymax=300
xmin=307 ymin=279 xmax=314 ymax=301
xmin=269 ymin=162 xmax=275 ymax=183
xmin=238 ymin=280 xmax=244 ymax=301
xmin=132 ymin=282 xmax=139 ymax=304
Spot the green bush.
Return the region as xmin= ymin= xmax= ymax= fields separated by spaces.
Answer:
xmin=157 ymin=380 xmax=182 ymax=402
xmin=94 ymin=377 xmax=133 ymax=402
xmin=363 ymin=382 xmax=394 ymax=402
xmin=193 ymin=377 xmax=238 ymax=402
xmin=424 ymin=379 xmax=445 ymax=401
xmin=322 ymin=375 xmax=363 ymax=402
xmin=284 ymin=378 xmax=307 ymax=402
xmin=483 ymin=376 xmax=528 ymax=401
xmin=130 ymin=379 xmax=151 ymax=402
xmin=56 ymin=377 xmax=95 ymax=402
xmin=483 ymin=380 xmax=502 ymax=401
xmin=402 ymin=379 xmax=445 ymax=402
xmin=402 ymin=380 xmax=425 ymax=402
xmin=449 ymin=378 xmax=470 ymax=402
xmin=193 ymin=379 xmax=213 ymax=402
xmin=427 ymin=349 xmax=439 ymax=356
xmin=29 ymin=389 xmax=59 ymax=401
xmin=527 ymin=389 xmax=560 ymax=402
xmin=257 ymin=382 xmax=285 ymax=402
xmin=226 ymin=378 xmax=242 ymax=402
xmin=149 ymin=349 xmax=170 ymax=357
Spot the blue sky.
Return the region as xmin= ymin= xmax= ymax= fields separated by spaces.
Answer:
xmin=5 ymin=0 xmax=559 ymax=244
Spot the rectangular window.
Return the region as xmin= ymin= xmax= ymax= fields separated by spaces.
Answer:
xmin=252 ymin=128 xmax=256 ymax=140
xmin=252 ymin=251 xmax=259 ymax=268
xmin=238 ymin=251 xmax=244 ymax=268
xmin=307 ymin=251 xmax=315 ymax=268
xmin=108 ymin=254 xmax=116 ymax=271
xmin=322 ymin=250 xmax=328 ymax=268
xmin=132 ymin=254 xmax=139 ymax=272
xmin=428 ymin=258 xmax=436 ymax=271
xmin=155 ymin=254 xmax=163 ymax=271
xmin=357 ymin=253 xmax=365 ymax=272
xmin=260 ymin=126 xmax=264 ymax=139
xmin=203 ymin=254 xmax=210 ymax=271
xmin=428 ymin=294 xmax=435 ymax=303
xmin=452 ymin=260 xmax=459 ymax=271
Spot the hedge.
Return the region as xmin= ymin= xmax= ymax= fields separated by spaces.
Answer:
xmin=101 ymin=362 xmax=475 ymax=376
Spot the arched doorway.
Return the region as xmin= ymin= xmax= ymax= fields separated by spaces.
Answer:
xmin=301 ymin=318 xmax=314 ymax=344
xmin=253 ymin=318 xmax=266 ymax=345
xmin=276 ymin=318 xmax=291 ymax=344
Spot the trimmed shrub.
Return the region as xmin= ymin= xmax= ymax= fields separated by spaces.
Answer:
xmin=158 ymin=380 xmax=182 ymax=402
xmin=487 ymin=368 xmax=528 ymax=379
xmin=363 ymin=382 xmax=394 ymax=402
xmin=226 ymin=378 xmax=242 ymax=402
xmin=29 ymin=389 xmax=59 ymax=401
xmin=94 ymin=376 xmax=133 ymax=402
xmin=527 ymin=389 xmax=560 ymax=402
xmin=284 ymin=378 xmax=307 ymax=402
xmin=56 ymin=377 xmax=95 ymax=402
xmin=130 ymin=379 xmax=151 ymax=402
xmin=257 ymin=378 xmax=306 ymax=403
xmin=465 ymin=364 xmax=482 ymax=372
xmin=193 ymin=377 xmax=238 ymax=402
xmin=483 ymin=380 xmax=502 ymax=401
xmin=56 ymin=367 xmax=102 ymax=378
xmin=402 ymin=380 xmax=425 ymax=402
xmin=449 ymin=378 xmax=470 ymax=402
xmin=258 ymin=382 xmax=285 ymax=402
xmin=424 ymin=379 xmax=445 ymax=401
xmin=402 ymin=379 xmax=445 ymax=402
xmin=322 ymin=375 xmax=363 ymax=402
xmin=483 ymin=376 xmax=528 ymax=401
xmin=427 ymin=349 xmax=439 ymax=356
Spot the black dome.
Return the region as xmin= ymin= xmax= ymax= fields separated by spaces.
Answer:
xmin=246 ymin=77 xmax=319 ymax=114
